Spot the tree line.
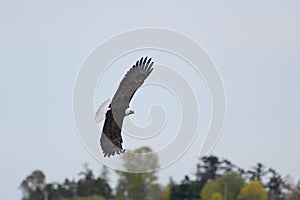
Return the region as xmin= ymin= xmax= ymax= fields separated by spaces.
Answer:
xmin=20 ymin=147 xmax=300 ymax=200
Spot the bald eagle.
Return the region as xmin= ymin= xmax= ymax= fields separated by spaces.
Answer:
xmin=95 ymin=57 xmax=154 ymax=157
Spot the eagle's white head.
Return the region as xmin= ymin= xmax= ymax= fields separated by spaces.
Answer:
xmin=125 ymin=108 xmax=135 ymax=116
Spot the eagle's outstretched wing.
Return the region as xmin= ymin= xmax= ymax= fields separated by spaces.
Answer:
xmin=100 ymin=57 xmax=154 ymax=157
xmin=95 ymin=98 xmax=111 ymax=124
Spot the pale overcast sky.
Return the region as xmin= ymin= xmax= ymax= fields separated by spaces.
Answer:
xmin=1 ymin=0 xmax=300 ymax=199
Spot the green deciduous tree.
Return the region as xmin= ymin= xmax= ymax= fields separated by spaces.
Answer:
xmin=116 ymin=146 xmax=160 ymax=200
xmin=218 ymin=172 xmax=244 ymax=200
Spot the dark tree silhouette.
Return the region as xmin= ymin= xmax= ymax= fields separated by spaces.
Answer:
xmin=19 ymin=170 xmax=46 ymax=200
xmin=195 ymin=155 xmax=222 ymax=188
xmin=20 ymin=165 xmax=112 ymax=200
xmin=247 ymin=163 xmax=268 ymax=181
xmin=266 ymin=168 xmax=283 ymax=200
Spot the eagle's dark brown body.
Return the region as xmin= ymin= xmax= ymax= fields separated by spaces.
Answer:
xmin=100 ymin=109 xmax=124 ymax=157
xmin=100 ymin=57 xmax=154 ymax=157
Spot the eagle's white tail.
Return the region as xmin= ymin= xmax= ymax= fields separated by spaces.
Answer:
xmin=95 ymin=98 xmax=111 ymax=124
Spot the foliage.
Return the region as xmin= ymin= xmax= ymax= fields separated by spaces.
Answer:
xmin=196 ymin=155 xmax=221 ymax=185
xmin=200 ymin=172 xmax=244 ymax=200
xmin=265 ymin=168 xmax=283 ymax=200
xmin=170 ymin=176 xmax=201 ymax=200
xmin=238 ymin=181 xmax=267 ymax=200
xmin=19 ymin=154 xmax=300 ymax=200
xmin=159 ymin=185 xmax=170 ymax=200
xmin=76 ymin=164 xmax=112 ymax=198
xmin=284 ymin=179 xmax=300 ymax=200
xmin=73 ymin=195 xmax=106 ymax=200
xmin=210 ymin=192 xmax=223 ymax=200
xmin=247 ymin=163 xmax=268 ymax=181
xmin=20 ymin=165 xmax=112 ymax=200
xmin=201 ymin=181 xmax=222 ymax=200
xmin=20 ymin=170 xmax=46 ymax=200
xmin=116 ymin=146 xmax=160 ymax=200
xmin=218 ymin=172 xmax=245 ymax=200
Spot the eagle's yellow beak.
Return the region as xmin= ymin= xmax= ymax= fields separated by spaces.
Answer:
xmin=130 ymin=109 xmax=135 ymax=114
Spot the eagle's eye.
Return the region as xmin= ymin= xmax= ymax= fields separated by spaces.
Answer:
xmin=130 ymin=109 xmax=135 ymax=114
